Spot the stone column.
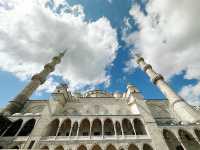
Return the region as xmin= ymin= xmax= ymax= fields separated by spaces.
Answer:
xmin=1 ymin=51 xmax=65 ymax=116
xmin=135 ymin=54 xmax=200 ymax=123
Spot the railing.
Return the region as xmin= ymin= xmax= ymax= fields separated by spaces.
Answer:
xmin=39 ymin=135 xmax=150 ymax=141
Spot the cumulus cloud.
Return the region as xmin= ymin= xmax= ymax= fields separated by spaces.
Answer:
xmin=0 ymin=0 xmax=118 ymax=92
xmin=179 ymin=83 xmax=200 ymax=106
xmin=124 ymin=0 xmax=200 ymax=105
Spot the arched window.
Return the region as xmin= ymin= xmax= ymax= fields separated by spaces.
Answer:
xmin=194 ymin=128 xmax=200 ymax=141
xmin=57 ymin=119 xmax=71 ymax=136
xmin=91 ymin=119 xmax=102 ymax=136
xmin=104 ymin=119 xmax=114 ymax=136
xmin=18 ymin=119 xmax=36 ymax=136
xmin=77 ymin=145 xmax=87 ymax=150
xmin=128 ymin=144 xmax=139 ymax=150
xmin=178 ymin=129 xmax=200 ymax=149
xmin=79 ymin=119 xmax=90 ymax=136
xmin=3 ymin=119 xmax=23 ymax=136
xmin=71 ymin=122 xmax=78 ymax=136
xmin=115 ymin=121 xmax=122 ymax=135
xmin=45 ymin=119 xmax=59 ymax=136
xmin=106 ymin=144 xmax=116 ymax=150
xmin=0 ymin=119 xmax=11 ymax=136
xmin=134 ymin=118 xmax=146 ymax=135
xmin=55 ymin=145 xmax=64 ymax=150
xmin=41 ymin=146 xmax=49 ymax=150
xmin=122 ymin=119 xmax=135 ymax=135
xmin=92 ymin=145 xmax=102 ymax=150
xmin=163 ymin=129 xmax=184 ymax=150
xmin=143 ymin=144 xmax=153 ymax=150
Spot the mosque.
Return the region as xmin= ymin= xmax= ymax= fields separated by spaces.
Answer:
xmin=0 ymin=52 xmax=200 ymax=150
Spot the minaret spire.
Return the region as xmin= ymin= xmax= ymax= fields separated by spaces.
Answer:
xmin=135 ymin=53 xmax=200 ymax=123
xmin=1 ymin=51 xmax=66 ymax=116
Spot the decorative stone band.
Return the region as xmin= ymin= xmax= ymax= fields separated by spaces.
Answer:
xmin=136 ymin=57 xmax=144 ymax=64
xmin=53 ymin=56 xmax=61 ymax=64
xmin=143 ymin=64 xmax=152 ymax=72
xmin=170 ymin=98 xmax=184 ymax=108
xmin=31 ymin=74 xmax=46 ymax=84
xmin=151 ymin=74 xmax=164 ymax=84
xmin=44 ymin=64 xmax=55 ymax=72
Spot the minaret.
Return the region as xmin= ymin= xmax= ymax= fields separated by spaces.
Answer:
xmin=135 ymin=54 xmax=200 ymax=123
xmin=1 ymin=51 xmax=66 ymax=116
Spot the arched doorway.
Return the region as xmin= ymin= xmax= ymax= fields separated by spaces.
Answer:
xmin=45 ymin=119 xmax=59 ymax=136
xmin=178 ymin=129 xmax=200 ymax=150
xmin=194 ymin=128 xmax=200 ymax=141
xmin=115 ymin=121 xmax=122 ymax=135
xmin=92 ymin=144 xmax=102 ymax=150
xmin=91 ymin=119 xmax=102 ymax=136
xmin=18 ymin=119 xmax=36 ymax=136
xmin=79 ymin=119 xmax=90 ymax=136
xmin=55 ymin=145 xmax=64 ymax=150
xmin=106 ymin=144 xmax=116 ymax=150
xmin=143 ymin=144 xmax=153 ymax=150
xmin=122 ymin=119 xmax=135 ymax=135
xmin=104 ymin=119 xmax=114 ymax=136
xmin=163 ymin=129 xmax=184 ymax=150
xmin=134 ymin=118 xmax=146 ymax=135
xmin=57 ymin=119 xmax=71 ymax=136
xmin=41 ymin=146 xmax=49 ymax=149
xmin=77 ymin=145 xmax=87 ymax=150
xmin=128 ymin=144 xmax=139 ymax=150
xmin=3 ymin=119 xmax=23 ymax=136
xmin=71 ymin=122 xmax=78 ymax=136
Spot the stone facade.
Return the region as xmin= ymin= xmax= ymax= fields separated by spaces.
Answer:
xmin=0 ymin=85 xmax=200 ymax=150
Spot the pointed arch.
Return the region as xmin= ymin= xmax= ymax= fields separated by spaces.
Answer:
xmin=115 ymin=121 xmax=122 ymax=135
xmin=77 ymin=145 xmax=87 ymax=150
xmin=18 ymin=118 xmax=36 ymax=136
xmin=194 ymin=128 xmax=200 ymax=141
xmin=41 ymin=146 xmax=49 ymax=150
xmin=71 ymin=122 xmax=78 ymax=136
xmin=91 ymin=144 xmax=102 ymax=150
xmin=3 ymin=119 xmax=23 ymax=136
xmin=55 ymin=145 xmax=64 ymax=150
xmin=134 ymin=118 xmax=146 ymax=135
xmin=58 ymin=119 xmax=71 ymax=136
xmin=104 ymin=119 xmax=114 ymax=135
xmin=45 ymin=119 xmax=59 ymax=136
xmin=79 ymin=119 xmax=90 ymax=136
xmin=91 ymin=119 xmax=102 ymax=136
xmin=143 ymin=144 xmax=153 ymax=150
xmin=178 ymin=129 xmax=200 ymax=149
xmin=128 ymin=144 xmax=139 ymax=150
xmin=122 ymin=119 xmax=134 ymax=135
xmin=163 ymin=129 xmax=184 ymax=150
xmin=106 ymin=144 xmax=116 ymax=150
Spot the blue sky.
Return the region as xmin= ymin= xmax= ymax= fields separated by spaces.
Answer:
xmin=0 ymin=0 xmax=200 ymax=107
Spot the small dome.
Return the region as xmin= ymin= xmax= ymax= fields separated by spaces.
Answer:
xmin=24 ymin=113 xmax=33 ymax=116
xmin=113 ymin=92 xmax=122 ymax=98
xmin=12 ymin=113 xmax=22 ymax=116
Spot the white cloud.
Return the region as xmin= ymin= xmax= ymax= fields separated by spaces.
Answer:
xmin=125 ymin=0 xmax=200 ymax=105
xmin=0 ymin=0 xmax=118 ymax=92
xmin=179 ymin=83 xmax=200 ymax=106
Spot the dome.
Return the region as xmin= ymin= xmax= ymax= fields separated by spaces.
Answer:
xmin=85 ymin=89 xmax=113 ymax=98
